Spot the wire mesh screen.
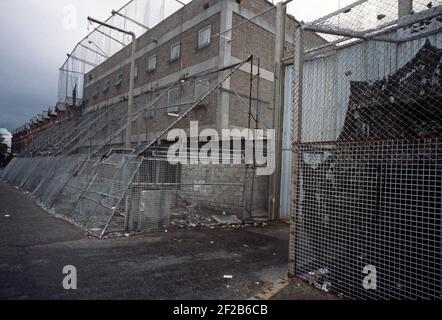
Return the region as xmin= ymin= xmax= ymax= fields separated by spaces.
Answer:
xmin=1 ymin=52 xmax=264 ymax=237
xmin=105 ymin=157 xmax=257 ymax=234
xmin=58 ymin=0 xmax=191 ymax=103
xmin=290 ymin=1 xmax=442 ymax=300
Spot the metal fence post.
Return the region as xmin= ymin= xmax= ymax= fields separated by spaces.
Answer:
xmin=269 ymin=2 xmax=287 ymax=221
xmin=288 ymin=24 xmax=304 ymax=278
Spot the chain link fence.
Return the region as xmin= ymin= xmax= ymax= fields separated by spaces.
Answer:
xmin=289 ymin=0 xmax=442 ymax=300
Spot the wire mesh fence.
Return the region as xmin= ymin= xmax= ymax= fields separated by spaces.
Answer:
xmin=58 ymin=0 xmax=192 ymax=103
xmin=289 ymin=0 xmax=442 ymax=300
xmin=105 ymin=157 xmax=261 ymax=234
xmin=1 ymin=53 xmax=267 ymax=237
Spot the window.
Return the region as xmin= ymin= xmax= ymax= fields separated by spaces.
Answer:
xmin=169 ymin=42 xmax=181 ymax=62
xmin=198 ymin=25 xmax=212 ymax=48
xmin=92 ymin=86 xmax=99 ymax=98
xmin=167 ymin=88 xmax=180 ymax=114
xmin=144 ymin=94 xmax=155 ymax=119
xmin=147 ymin=55 xmax=157 ymax=72
xmin=134 ymin=64 xmax=139 ymax=79
xmin=194 ymin=79 xmax=210 ymax=101
xmin=114 ymin=73 xmax=123 ymax=87
xmin=102 ymin=80 xmax=110 ymax=94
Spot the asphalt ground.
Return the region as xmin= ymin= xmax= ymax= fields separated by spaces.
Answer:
xmin=0 ymin=180 xmax=332 ymax=300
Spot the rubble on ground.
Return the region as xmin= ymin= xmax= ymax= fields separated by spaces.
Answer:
xmin=168 ymin=199 xmax=268 ymax=229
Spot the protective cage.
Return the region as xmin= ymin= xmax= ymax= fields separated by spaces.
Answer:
xmin=289 ymin=0 xmax=442 ymax=300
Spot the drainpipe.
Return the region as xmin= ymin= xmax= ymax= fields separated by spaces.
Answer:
xmin=269 ymin=2 xmax=287 ymax=221
xmin=125 ymin=37 xmax=137 ymax=149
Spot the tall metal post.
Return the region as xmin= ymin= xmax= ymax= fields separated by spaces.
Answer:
xmin=269 ymin=2 xmax=287 ymax=221
xmin=288 ymin=25 xmax=304 ymax=278
xmin=126 ymin=38 xmax=137 ymax=149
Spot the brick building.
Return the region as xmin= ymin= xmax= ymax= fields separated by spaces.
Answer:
xmin=81 ymin=0 xmax=325 ymax=145
xmin=12 ymin=102 xmax=82 ymax=155
xmin=13 ymin=0 xmax=325 ymax=154
xmin=8 ymin=0 xmax=326 ymax=224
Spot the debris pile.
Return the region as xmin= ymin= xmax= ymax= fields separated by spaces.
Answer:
xmin=169 ymin=198 xmax=268 ymax=229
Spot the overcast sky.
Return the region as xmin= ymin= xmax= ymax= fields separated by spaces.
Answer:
xmin=0 ymin=0 xmax=352 ymax=132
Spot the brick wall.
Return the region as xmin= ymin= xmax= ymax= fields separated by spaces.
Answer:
xmin=84 ymin=1 xmax=221 ymax=110
xmin=179 ymin=163 xmax=268 ymax=216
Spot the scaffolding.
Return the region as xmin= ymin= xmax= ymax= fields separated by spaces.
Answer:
xmin=289 ymin=0 xmax=442 ymax=300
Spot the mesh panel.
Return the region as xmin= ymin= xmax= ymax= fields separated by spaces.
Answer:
xmin=4 ymin=45 xmax=260 ymax=237
xmin=58 ymin=0 xmax=191 ymax=103
xmin=290 ymin=1 xmax=442 ymax=300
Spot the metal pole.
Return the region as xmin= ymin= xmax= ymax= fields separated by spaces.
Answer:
xmin=95 ymin=29 xmax=126 ymax=47
xmin=67 ymin=54 xmax=98 ymax=68
xmin=256 ymin=58 xmax=261 ymax=132
xmin=88 ymin=40 xmax=110 ymax=58
xmin=59 ymin=69 xmax=85 ymax=75
xmin=288 ymin=25 xmax=304 ymax=278
xmin=247 ymin=55 xmax=254 ymax=140
xmin=111 ymin=10 xmax=150 ymax=31
xmin=269 ymin=2 xmax=286 ymax=221
xmin=137 ymin=55 xmax=252 ymax=155
xmin=78 ymin=43 xmax=109 ymax=59
xmin=125 ymin=37 xmax=137 ymax=149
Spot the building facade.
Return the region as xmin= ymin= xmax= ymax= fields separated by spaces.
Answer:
xmin=13 ymin=0 xmax=325 ymax=154
xmin=12 ymin=102 xmax=81 ymax=155
xmin=81 ymin=0 xmax=325 ymax=144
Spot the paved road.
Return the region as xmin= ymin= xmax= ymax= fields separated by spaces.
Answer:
xmin=0 ymin=181 xmax=330 ymax=300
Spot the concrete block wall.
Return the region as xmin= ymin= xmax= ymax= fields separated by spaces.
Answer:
xmin=179 ymin=163 xmax=268 ymax=216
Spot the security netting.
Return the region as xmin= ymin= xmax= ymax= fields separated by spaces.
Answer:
xmin=1 ymin=52 xmax=265 ymax=238
xmin=289 ymin=0 xmax=442 ymax=300
xmin=2 ymin=0 xmax=278 ymax=238
xmin=58 ymin=0 xmax=191 ymax=103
